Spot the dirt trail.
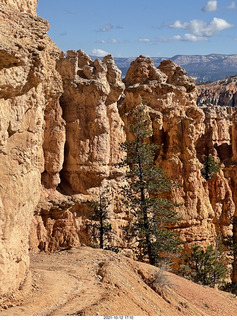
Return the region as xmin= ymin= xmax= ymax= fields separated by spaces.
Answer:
xmin=0 ymin=246 xmax=237 ymax=316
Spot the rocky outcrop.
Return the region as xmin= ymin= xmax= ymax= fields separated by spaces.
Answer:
xmin=197 ymin=76 xmax=237 ymax=281
xmin=197 ymin=76 xmax=237 ymax=107
xmin=120 ymin=56 xmax=234 ymax=249
xmin=195 ymin=104 xmax=237 ymax=281
xmin=2 ymin=0 xmax=237 ymax=298
xmin=57 ymin=50 xmax=125 ymax=194
xmin=29 ymin=50 xmax=128 ymax=254
xmin=1 ymin=0 xmax=37 ymax=16
xmin=0 ymin=0 xmax=64 ymax=295
xmin=29 ymin=55 xmax=237 ymax=282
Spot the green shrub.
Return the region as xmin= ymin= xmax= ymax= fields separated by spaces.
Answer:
xmin=201 ymin=154 xmax=219 ymax=180
xmin=179 ymin=244 xmax=228 ymax=287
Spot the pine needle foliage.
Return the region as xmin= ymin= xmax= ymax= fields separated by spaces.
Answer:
xmin=88 ymin=193 xmax=112 ymax=249
xmin=120 ymin=103 xmax=181 ymax=266
xmin=179 ymin=242 xmax=228 ymax=287
xmin=201 ymin=154 xmax=219 ymax=180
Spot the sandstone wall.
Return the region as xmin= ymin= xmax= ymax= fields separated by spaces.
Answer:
xmin=31 ymin=54 xmax=237 ymax=265
xmin=2 ymin=0 xmax=237 ymax=297
xmin=197 ymin=76 xmax=237 ymax=107
xmin=1 ymin=0 xmax=37 ymax=16
xmin=0 ymin=1 xmax=64 ymax=295
xmin=32 ymin=55 xmax=237 ymax=267
xmin=120 ymin=56 xmax=235 ymax=249
xmin=29 ymin=50 xmax=128 ymax=253
xmin=57 ymin=50 xmax=125 ymax=195
xmin=197 ymin=76 xmax=237 ymax=280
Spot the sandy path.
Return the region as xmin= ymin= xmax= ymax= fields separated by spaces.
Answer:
xmin=1 ymin=246 xmax=237 ymax=316
xmin=0 ymin=247 xmax=105 ymax=316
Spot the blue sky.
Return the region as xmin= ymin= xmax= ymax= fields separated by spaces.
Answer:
xmin=37 ymin=0 xmax=237 ymax=58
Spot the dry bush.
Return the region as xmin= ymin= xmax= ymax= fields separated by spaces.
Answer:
xmin=150 ymin=264 xmax=172 ymax=296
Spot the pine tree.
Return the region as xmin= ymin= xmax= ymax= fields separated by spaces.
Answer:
xmin=88 ymin=193 xmax=112 ymax=249
xmin=179 ymin=242 xmax=228 ymax=287
xmin=201 ymin=154 xmax=219 ymax=180
xmin=120 ymin=103 xmax=181 ymax=266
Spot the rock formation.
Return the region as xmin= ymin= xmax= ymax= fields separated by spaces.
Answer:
xmin=1 ymin=0 xmax=37 ymax=16
xmin=2 ymin=0 xmax=237 ymax=299
xmin=57 ymin=50 xmax=125 ymax=195
xmin=197 ymin=76 xmax=237 ymax=281
xmin=0 ymin=0 xmax=64 ymax=295
xmin=120 ymin=56 xmax=235 ymax=250
xmin=197 ymin=75 xmax=237 ymax=107
xmin=29 ymin=50 xmax=128 ymax=253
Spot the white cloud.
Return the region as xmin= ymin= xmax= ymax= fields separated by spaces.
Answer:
xmin=227 ymin=1 xmax=236 ymax=9
xmin=202 ymin=0 xmax=236 ymax=11
xmin=202 ymin=0 xmax=218 ymax=12
xmin=92 ymin=49 xmax=109 ymax=57
xmin=96 ymin=39 xmax=118 ymax=44
xmin=97 ymin=24 xmax=123 ymax=32
xmin=173 ymin=34 xmax=208 ymax=42
xmin=138 ymin=38 xmax=152 ymax=43
xmin=183 ymin=34 xmax=208 ymax=41
xmin=173 ymin=35 xmax=182 ymax=41
xmin=170 ymin=20 xmax=185 ymax=29
xmin=156 ymin=34 xmax=207 ymax=43
xmin=170 ymin=17 xmax=233 ymax=37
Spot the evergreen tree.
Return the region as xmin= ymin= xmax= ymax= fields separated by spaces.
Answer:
xmin=201 ymin=154 xmax=219 ymax=180
xmin=88 ymin=193 xmax=112 ymax=249
xmin=120 ymin=103 xmax=181 ymax=266
xmin=179 ymin=242 xmax=228 ymax=287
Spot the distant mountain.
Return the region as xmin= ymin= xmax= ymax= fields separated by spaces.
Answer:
xmin=169 ymin=54 xmax=237 ymax=82
xmin=91 ymin=54 xmax=237 ymax=82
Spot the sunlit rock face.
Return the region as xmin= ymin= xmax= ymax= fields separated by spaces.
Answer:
xmin=0 ymin=0 xmax=64 ymax=295
xmin=1 ymin=0 xmax=38 ymax=15
xmin=197 ymin=75 xmax=237 ymax=281
xmin=197 ymin=76 xmax=237 ymax=107
xmin=30 ymin=55 xmax=237 ymax=282
xmin=29 ymin=51 xmax=128 ymax=255
xmin=57 ymin=50 xmax=125 ymax=195
xmin=2 ymin=0 xmax=237 ymax=298
xmin=120 ymin=56 xmax=235 ymax=251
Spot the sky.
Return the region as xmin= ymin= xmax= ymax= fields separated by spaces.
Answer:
xmin=37 ymin=0 xmax=237 ymax=58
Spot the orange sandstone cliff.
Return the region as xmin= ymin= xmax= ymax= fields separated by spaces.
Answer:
xmin=120 ymin=57 xmax=235 ymax=253
xmin=1 ymin=0 xmax=237 ymax=299
xmin=197 ymin=75 xmax=237 ymax=107
xmin=0 ymin=0 xmax=64 ymax=295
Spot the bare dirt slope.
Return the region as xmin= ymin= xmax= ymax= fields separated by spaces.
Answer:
xmin=0 ymin=246 xmax=237 ymax=316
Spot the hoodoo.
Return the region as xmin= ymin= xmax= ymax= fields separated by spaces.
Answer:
xmin=1 ymin=0 xmax=237 ymax=307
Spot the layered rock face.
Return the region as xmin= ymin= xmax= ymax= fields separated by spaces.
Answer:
xmin=57 ymin=50 xmax=125 ymax=194
xmin=1 ymin=0 xmax=37 ymax=16
xmin=2 ymin=0 xmax=237 ymax=297
xmin=120 ymin=56 xmax=234 ymax=249
xmin=0 ymin=0 xmax=64 ymax=295
xmin=197 ymin=76 xmax=237 ymax=107
xmin=29 ymin=50 xmax=127 ymax=253
xmin=197 ymin=76 xmax=237 ymax=281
